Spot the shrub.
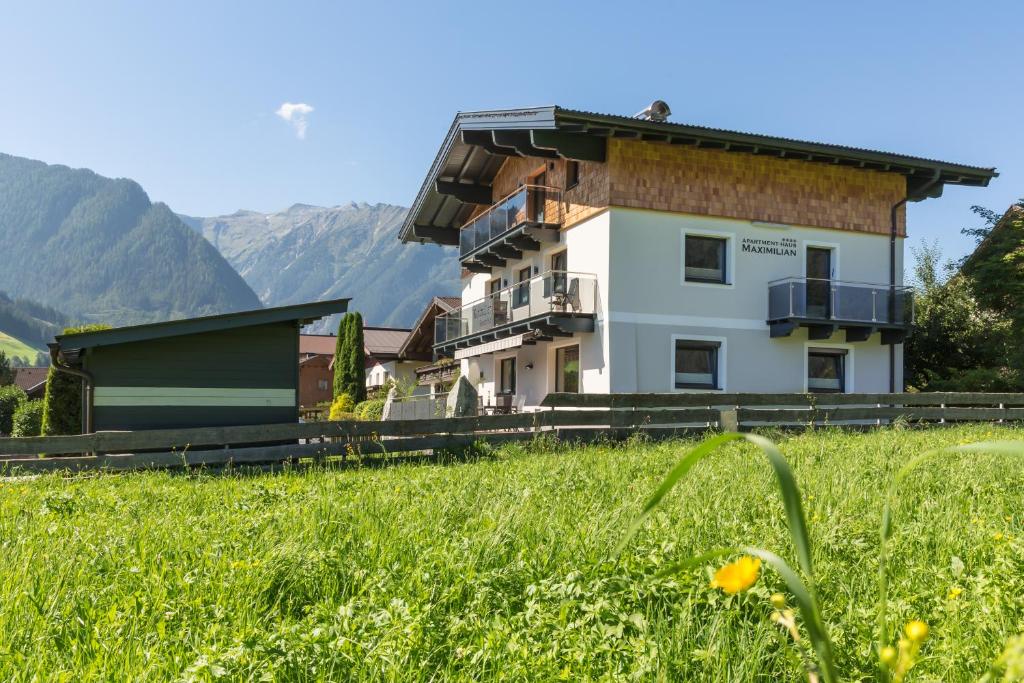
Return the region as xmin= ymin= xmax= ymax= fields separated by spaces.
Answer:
xmin=354 ymin=398 xmax=385 ymax=421
xmin=0 ymin=384 xmax=27 ymax=435
xmin=10 ymin=399 xmax=43 ymax=437
xmin=41 ymin=323 xmax=110 ymax=435
xmin=328 ymin=393 xmax=354 ymax=420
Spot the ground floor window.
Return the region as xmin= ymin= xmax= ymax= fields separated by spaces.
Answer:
xmin=684 ymin=234 xmax=728 ymax=284
xmin=555 ymin=345 xmax=580 ymax=393
xmin=499 ymin=357 xmax=516 ymax=395
xmin=807 ymin=348 xmax=848 ymax=393
xmin=674 ymin=339 xmax=720 ymax=389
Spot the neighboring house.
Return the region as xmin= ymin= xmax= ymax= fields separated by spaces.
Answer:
xmin=400 ymin=103 xmax=996 ymax=411
xmin=362 ymin=326 xmax=424 ymax=395
xmin=398 ymin=296 xmax=462 ymax=396
xmin=12 ymin=367 xmax=47 ymax=400
xmin=298 ymin=334 xmax=336 ymax=407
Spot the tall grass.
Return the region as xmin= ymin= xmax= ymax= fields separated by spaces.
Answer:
xmin=0 ymin=426 xmax=1021 ymax=680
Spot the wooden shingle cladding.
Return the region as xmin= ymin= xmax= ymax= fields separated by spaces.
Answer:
xmin=84 ymin=323 xmax=300 ymax=431
xmin=480 ymin=138 xmax=906 ymax=237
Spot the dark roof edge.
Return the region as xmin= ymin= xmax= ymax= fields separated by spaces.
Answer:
xmin=57 ymin=298 xmax=350 ymax=350
xmin=554 ymin=108 xmax=997 ymax=178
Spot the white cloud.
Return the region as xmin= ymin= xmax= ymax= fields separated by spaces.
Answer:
xmin=275 ymin=102 xmax=314 ymax=139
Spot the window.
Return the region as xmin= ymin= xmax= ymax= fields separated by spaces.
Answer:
xmin=499 ymin=357 xmax=516 ymax=395
xmin=566 ymin=161 xmax=580 ymax=189
xmin=317 ymin=379 xmax=329 ymax=391
xmin=807 ymin=348 xmax=847 ymax=393
xmin=555 ymin=345 xmax=580 ymax=393
xmin=684 ymin=234 xmax=727 ymax=284
xmin=674 ymin=340 xmax=720 ymax=389
xmin=513 ymin=266 xmax=531 ymax=308
xmin=488 ymin=278 xmax=502 ymax=295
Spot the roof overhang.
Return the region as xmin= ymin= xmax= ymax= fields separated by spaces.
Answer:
xmin=400 ymin=106 xmax=999 ymax=246
xmin=56 ymin=298 xmax=350 ymax=351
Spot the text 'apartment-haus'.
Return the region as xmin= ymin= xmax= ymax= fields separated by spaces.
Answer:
xmin=400 ymin=103 xmax=996 ymax=411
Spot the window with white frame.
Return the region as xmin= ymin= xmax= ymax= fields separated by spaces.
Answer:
xmin=674 ymin=340 xmax=721 ymax=389
xmin=807 ymin=348 xmax=847 ymax=393
xmin=684 ymin=234 xmax=728 ymax=284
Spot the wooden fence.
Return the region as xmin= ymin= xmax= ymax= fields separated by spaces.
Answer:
xmin=0 ymin=392 xmax=1021 ymax=474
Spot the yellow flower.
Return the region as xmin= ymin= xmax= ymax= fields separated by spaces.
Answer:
xmin=770 ymin=593 xmax=787 ymax=609
xmin=879 ymin=646 xmax=898 ymax=667
xmin=905 ymin=620 xmax=929 ymax=642
xmin=710 ymin=556 xmax=761 ymax=594
xmin=994 ymin=532 xmax=1005 ymax=541
xmin=947 ymin=587 xmax=962 ymax=600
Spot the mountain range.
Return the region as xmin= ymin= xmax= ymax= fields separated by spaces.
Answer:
xmin=0 ymin=153 xmax=260 ymax=326
xmin=0 ymin=153 xmax=460 ymax=342
xmin=181 ymin=202 xmax=460 ymax=331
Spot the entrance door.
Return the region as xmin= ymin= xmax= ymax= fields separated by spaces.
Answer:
xmin=806 ymin=247 xmax=832 ymax=319
xmin=555 ymin=345 xmax=580 ymax=393
xmin=529 ymin=172 xmax=547 ymax=223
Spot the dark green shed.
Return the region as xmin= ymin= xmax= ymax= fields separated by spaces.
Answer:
xmin=52 ymin=299 xmax=348 ymax=432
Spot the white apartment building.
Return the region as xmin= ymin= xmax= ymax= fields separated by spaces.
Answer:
xmin=400 ymin=104 xmax=996 ymax=411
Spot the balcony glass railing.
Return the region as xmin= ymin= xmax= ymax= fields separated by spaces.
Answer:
xmin=458 ymin=185 xmax=563 ymax=258
xmin=768 ymin=277 xmax=914 ymax=325
xmin=435 ymin=270 xmax=597 ymax=346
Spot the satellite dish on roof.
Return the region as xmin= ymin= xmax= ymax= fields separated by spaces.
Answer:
xmin=635 ymin=100 xmax=671 ymax=122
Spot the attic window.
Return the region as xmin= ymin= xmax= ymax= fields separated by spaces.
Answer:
xmin=566 ymin=161 xmax=580 ymax=190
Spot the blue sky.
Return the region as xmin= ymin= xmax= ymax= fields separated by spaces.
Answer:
xmin=1 ymin=1 xmax=1021 ymax=261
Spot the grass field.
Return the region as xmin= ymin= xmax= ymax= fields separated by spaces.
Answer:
xmin=0 ymin=331 xmax=41 ymax=365
xmin=1 ymin=426 xmax=1023 ymax=680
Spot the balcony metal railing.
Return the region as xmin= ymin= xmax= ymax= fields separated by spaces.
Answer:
xmin=458 ymin=184 xmax=563 ymax=258
xmin=435 ymin=270 xmax=597 ymax=346
xmin=768 ymin=277 xmax=915 ymax=325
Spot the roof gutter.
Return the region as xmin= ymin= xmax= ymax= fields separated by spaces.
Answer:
xmin=48 ymin=342 xmax=94 ymax=435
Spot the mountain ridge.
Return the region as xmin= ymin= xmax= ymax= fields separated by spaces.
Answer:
xmin=183 ymin=202 xmax=461 ymax=330
xmin=0 ymin=153 xmax=262 ymax=326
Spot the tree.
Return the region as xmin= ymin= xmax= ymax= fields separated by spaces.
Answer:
xmin=0 ymin=384 xmax=27 ymax=435
xmin=905 ymin=242 xmax=1018 ymax=391
xmin=333 ymin=314 xmax=352 ymax=399
xmin=41 ymin=323 xmax=110 ymax=435
xmin=11 ymin=399 xmax=43 ymax=437
xmin=332 ymin=312 xmax=366 ymax=403
xmin=348 ymin=312 xmax=366 ymax=404
xmin=0 ymin=350 xmax=13 ymax=386
xmin=961 ymin=201 xmax=1024 ymax=327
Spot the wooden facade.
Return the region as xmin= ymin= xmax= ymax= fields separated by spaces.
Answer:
xmin=477 ymin=138 xmax=906 ymax=237
xmin=84 ymin=323 xmax=300 ymax=431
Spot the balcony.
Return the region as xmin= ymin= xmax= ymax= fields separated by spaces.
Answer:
xmin=767 ymin=277 xmax=914 ymax=344
xmin=435 ymin=270 xmax=597 ymax=356
xmin=459 ymin=185 xmax=562 ymax=273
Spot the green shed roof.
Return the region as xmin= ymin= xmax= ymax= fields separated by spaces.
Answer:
xmin=56 ymin=299 xmax=349 ymax=351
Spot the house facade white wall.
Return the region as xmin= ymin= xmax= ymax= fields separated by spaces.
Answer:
xmin=460 ymin=211 xmax=611 ymax=411
xmin=366 ymin=359 xmax=429 ymax=395
xmin=458 ymin=206 xmax=904 ymax=408
xmin=605 ymin=208 xmax=903 ymax=394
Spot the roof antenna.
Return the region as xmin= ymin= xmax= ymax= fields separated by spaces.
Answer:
xmin=635 ymin=100 xmax=671 ymax=122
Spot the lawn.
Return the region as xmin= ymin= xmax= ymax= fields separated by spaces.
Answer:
xmin=1 ymin=426 xmax=1023 ymax=680
xmin=0 ymin=331 xmax=40 ymax=365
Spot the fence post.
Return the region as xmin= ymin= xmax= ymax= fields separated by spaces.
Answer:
xmin=719 ymin=408 xmax=739 ymax=433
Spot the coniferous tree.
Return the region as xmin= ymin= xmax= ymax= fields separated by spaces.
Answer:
xmin=0 ymin=351 xmax=13 ymax=386
xmin=349 ymin=312 xmax=367 ymax=403
xmin=332 ymin=314 xmax=350 ymax=400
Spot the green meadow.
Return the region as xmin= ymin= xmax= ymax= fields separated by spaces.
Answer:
xmin=0 ymin=425 xmax=1022 ymax=681
xmin=0 ymin=331 xmax=40 ymax=365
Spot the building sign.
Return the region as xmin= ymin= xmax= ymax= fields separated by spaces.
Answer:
xmin=741 ymin=237 xmax=798 ymax=257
